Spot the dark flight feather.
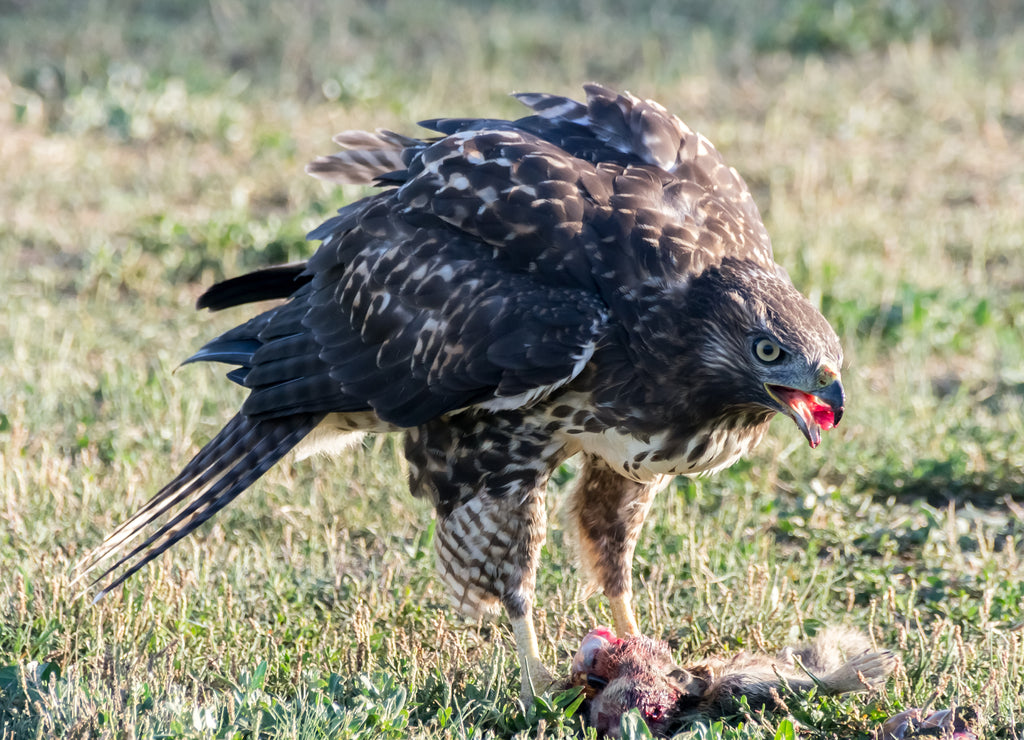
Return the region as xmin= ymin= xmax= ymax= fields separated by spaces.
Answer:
xmin=196 ymin=263 xmax=311 ymax=311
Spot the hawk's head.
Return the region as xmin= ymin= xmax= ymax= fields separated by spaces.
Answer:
xmin=696 ymin=259 xmax=843 ymax=447
xmin=638 ymin=258 xmax=844 ymax=449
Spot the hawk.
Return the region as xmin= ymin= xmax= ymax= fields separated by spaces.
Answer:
xmin=80 ymin=84 xmax=844 ymax=701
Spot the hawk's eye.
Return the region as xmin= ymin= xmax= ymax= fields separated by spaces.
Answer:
xmin=754 ymin=338 xmax=784 ymax=363
xmin=586 ymin=673 xmax=609 ymax=690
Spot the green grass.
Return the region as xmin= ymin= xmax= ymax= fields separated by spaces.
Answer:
xmin=3 ymin=1 xmax=1024 ymax=737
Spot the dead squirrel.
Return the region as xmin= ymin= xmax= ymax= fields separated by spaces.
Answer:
xmin=569 ymin=626 xmax=897 ymax=737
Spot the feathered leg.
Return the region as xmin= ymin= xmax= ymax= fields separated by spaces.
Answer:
xmin=433 ymin=487 xmax=553 ymax=701
xmin=405 ymin=412 xmax=567 ymax=703
xmin=568 ymin=455 xmax=671 ymax=637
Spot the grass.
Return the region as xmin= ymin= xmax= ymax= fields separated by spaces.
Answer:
xmin=2 ymin=1 xmax=1024 ymax=737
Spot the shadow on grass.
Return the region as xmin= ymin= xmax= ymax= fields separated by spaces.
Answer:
xmin=862 ymin=460 xmax=1024 ymax=508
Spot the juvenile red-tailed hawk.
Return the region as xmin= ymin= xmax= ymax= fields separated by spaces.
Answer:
xmin=81 ymin=84 xmax=844 ymax=701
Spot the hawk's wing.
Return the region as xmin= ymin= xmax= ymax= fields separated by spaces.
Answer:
xmin=81 ymin=196 xmax=608 ymax=593
xmin=296 ymin=188 xmax=610 ymax=424
xmin=182 ymin=173 xmax=611 ymax=427
xmin=426 ymin=83 xmax=775 ymax=269
xmin=202 ymin=88 xmax=776 ymax=423
xmin=306 ymin=128 xmax=426 ymax=185
xmin=309 ymin=85 xmax=775 ymax=274
xmin=195 ymin=263 xmax=311 ymax=311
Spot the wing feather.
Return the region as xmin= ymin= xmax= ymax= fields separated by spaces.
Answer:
xmin=306 ymin=128 xmax=427 ymax=185
xmin=515 ymin=84 xmax=773 ymax=265
xmin=196 ymin=263 xmax=310 ymax=311
xmin=177 ymin=86 xmax=771 ymax=431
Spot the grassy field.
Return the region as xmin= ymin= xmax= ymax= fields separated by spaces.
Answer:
xmin=3 ymin=1 xmax=1024 ymax=737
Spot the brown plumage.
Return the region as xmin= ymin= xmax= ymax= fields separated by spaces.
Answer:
xmin=78 ymin=84 xmax=845 ymax=700
xmin=570 ymin=626 xmax=896 ymax=737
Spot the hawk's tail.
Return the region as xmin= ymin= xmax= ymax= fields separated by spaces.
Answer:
xmin=305 ymin=129 xmax=425 ymax=185
xmin=77 ymin=412 xmax=323 ymax=599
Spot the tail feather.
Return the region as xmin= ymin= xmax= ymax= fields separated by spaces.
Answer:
xmin=92 ymin=414 xmax=257 ymax=555
xmin=78 ymin=412 xmax=323 ymax=598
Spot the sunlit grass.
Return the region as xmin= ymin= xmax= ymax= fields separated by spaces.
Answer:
xmin=2 ymin=2 xmax=1024 ymax=738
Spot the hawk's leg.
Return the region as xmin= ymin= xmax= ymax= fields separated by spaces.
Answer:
xmin=568 ymin=454 xmax=671 ymax=637
xmin=405 ymin=413 xmax=566 ymax=703
xmin=434 ymin=490 xmax=553 ymax=701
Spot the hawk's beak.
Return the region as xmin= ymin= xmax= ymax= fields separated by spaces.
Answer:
xmin=765 ymin=378 xmax=844 ymax=449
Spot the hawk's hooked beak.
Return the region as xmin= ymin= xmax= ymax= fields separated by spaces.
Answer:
xmin=765 ymin=377 xmax=845 ymax=449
